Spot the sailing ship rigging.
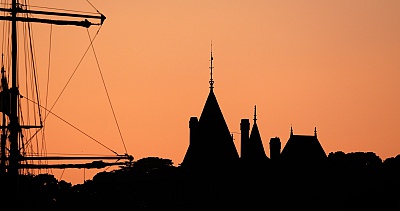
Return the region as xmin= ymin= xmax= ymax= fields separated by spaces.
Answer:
xmin=0 ymin=0 xmax=133 ymax=182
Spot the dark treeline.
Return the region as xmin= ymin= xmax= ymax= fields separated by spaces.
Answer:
xmin=1 ymin=151 xmax=400 ymax=210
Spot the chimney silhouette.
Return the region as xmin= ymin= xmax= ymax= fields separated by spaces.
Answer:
xmin=269 ymin=137 xmax=281 ymax=161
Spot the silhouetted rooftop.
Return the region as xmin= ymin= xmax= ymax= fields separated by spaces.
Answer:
xmin=248 ymin=121 xmax=268 ymax=162
xmin=181 ymin=89 xmax=239 ymax=170
xmin=280 ymin=133 xmax=326 ymax=165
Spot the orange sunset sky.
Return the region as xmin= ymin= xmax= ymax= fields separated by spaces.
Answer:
xmin=1 ymin=0 xmax=400 ymax=185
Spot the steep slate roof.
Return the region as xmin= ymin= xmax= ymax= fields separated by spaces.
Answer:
xmin=198 ymin=89 xmax=239 ymax=162
xmin=280 ymin=132 xmax=326 ymax=165
xmin=248 ymin=121 xmax=268 ymax=162
xmin=181 ymin=89 xmax=239 ymax=169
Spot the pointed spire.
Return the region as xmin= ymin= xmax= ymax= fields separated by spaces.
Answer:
xmin=314 ymin=127 xmax=317 ymax=137
xmin=290 ymin=124 xmax=293 ymax=136
xmin=253 ymin=105 xmax=257 ymax=124
xmin=209 ymin=40 xmax=214 ymax=90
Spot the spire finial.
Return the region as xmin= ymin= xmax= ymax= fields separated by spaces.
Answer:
xmin=290 ymin=124 xmax=293 ymax=136
xmin=253 ymin=105 xmax=257 ymax=124
xmin=314 ymin=127 xmax=317 ymax=137
xmin=209 ymin=40 xmax=214 ymax=89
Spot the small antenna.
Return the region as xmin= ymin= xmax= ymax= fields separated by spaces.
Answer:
xmin=314 ymin=127 xmax=317 ymax=137
xmin=209 ymin=40 xmax=214 ymax=89
xmin=253 ymin=105 xmax=257 ymax=124
xmin=290 ymin=124 xmax=293 ymax=136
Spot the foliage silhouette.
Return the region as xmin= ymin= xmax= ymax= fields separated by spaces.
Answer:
xmin=2 ymin=153 xmax=400 ymax=210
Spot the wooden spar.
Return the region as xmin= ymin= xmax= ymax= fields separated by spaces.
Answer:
xmin=0 ymin=1 xmax=132 ymax=176
xmin=21 ymin=155 xmax=134 ymax=161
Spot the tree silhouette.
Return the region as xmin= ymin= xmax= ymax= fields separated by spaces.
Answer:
xmin=4 ymin=153 xmax=400 ymax=210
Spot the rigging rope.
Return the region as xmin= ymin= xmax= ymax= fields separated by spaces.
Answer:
xmin=43 ymin=23 xmax=53 ymax=175
xmin=21 ymin=7 xmax=49 ymax=174
xmin=23 ymin=96 xmax=118 ymax=155
xmin=86 ymin=0 xmax=100 ymax=14
xmin=86 ymin=29 xmax=128 ymax=155
xmin=59 ymin=168 xmax=65 ymax=181
xmin=21 ymin=24 xmax=120 ymax=156
xmin=1 ymin=1 xmax=125 ymax=173
xmin=1 ymin=1 xmax=11 ymax=79
xmin=20 ymin=3 xmax=99 ymax=15
xmin=45 ymin=24 xmax=52 ymax=121
xmin=43 ymin=25 xmax=102 ymax=122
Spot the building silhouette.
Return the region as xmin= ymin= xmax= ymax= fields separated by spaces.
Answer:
xmin=180 ymin=48 xmax=239 ymax=173
xmin=180 ymin=49 xmax=327 ymax=174
xmin=240 ymin=106 xmax=269 ymax=170
xmin=180 ymin=87 xmax=240 ymax=171
xmin=178 ymin=49 xmax=329 ymax=209
xmin=279 ymin=126 xmax=327 ymax=167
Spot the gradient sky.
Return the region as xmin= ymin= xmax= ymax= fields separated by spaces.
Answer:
xmin=2 ymin=0 xmax=400 ymax=184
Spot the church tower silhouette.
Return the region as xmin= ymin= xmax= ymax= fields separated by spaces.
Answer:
xmin=180 ymin=47 xmax=327 ymax=176
xmin=180 ymin=46 xmax=239 ymax=171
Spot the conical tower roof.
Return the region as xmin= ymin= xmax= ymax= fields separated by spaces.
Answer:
xmin=197 ymin=89 xmax=239 ymax=164
xmin=247 ymin=106 xmax=268 ymax=162
xmin=181 ymin=47 xmax=239 ymax=170
xmin=249 ymin=122 xmax=268 ymax=160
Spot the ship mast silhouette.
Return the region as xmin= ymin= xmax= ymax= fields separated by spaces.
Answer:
xmin=0 ymin=1 xmax=132 ymax=180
